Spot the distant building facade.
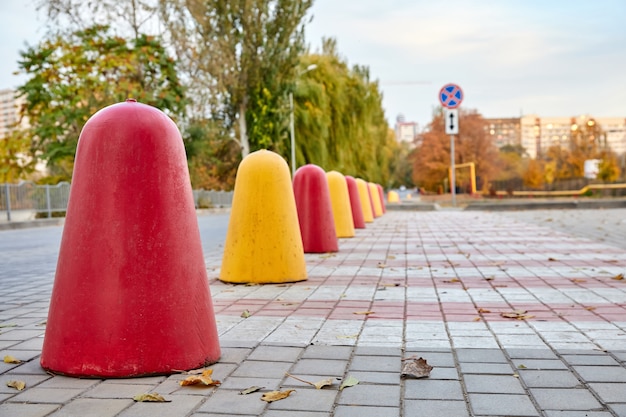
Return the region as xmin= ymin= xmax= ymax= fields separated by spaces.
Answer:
xmin=0 ymin=89 xmax=27 ymax=139
xmin=485 ymin=115 xmax=626 ymax=159
xmin=394 ymin=114 xmax=418 ymax=145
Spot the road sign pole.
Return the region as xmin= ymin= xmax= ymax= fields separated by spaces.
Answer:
xmin=450 ymin=134 xmax=456 ymax=207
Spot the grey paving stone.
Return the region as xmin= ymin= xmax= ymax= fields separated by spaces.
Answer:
xmin=49 ymin=398 xmax=133 ymax=417
xmin=302 ymin=345 xmax=353 ymax=360
xmin=530 ymin=388 xmax=603 ymax=410
xmin=460 ymin=362 xmax=515 ymax=374
xmin=429 ymin=366 xmax=460 ymax=380
xmin=218 ymin=376 xmax=282 ymax=391
xmin=348 ymin=371 xmax=399 ymax=385
xmin=544 ymin=411 xmax=613 ymax=417
xmin=338 ymin=384 xmax=400 ymax=407
xmin=231 ymin=360 xmax=292 ymax=379
xmin=267 ymin=387 xmax=337 ymax=412
xmin=195 ymin=389 xmax=267 ymax=415
xmin=219 ymin=339 xmax=259 ymax=349
xmin=469 ymin=393 xmax=539 ymax=416
xmin=612 ymin=351 xmax=626 ymax=362
xmin=218 ymin=347 xmax=252 ymax=364
xmin=608 ymin=403 xmax=626 ymax=417
xmin=519 ymin=370 xmax=582 ymax=388
xmin=334 ymin=405 xmax=400 ymax=417
xmin=0 ymin=403 xmax=60 ymax=417
xmin=354 ymin=346 xmax=402 ymax=356
xmin=349 ymin=355 xmax=400 ymax=372
xmin=264 ymin=411 xmax=329 ymax=417
xmin=282 ymin=374 xmax=341 ymax=389
xmin=506 ymin=348 xmax=559 ymax=359
xmin=465 ymin=374 xmax=525 ymax=394
xmin=103 ymin=376 xmax=165 ymax=385
xmin=82 ymin=383 xmax=158 ymax=398
xmin=573 ymin=366 xmax=626 ymax=382
xmin=456 ymin=348 xmax=508 ymax=363
xmin=589 ymin=382 xmax=626 ymax=403
xmin=290 ymin=359 xmax=348 ymax=376
xmin=36 ymin=375 xmax=101 ymax=389
xmin=404 ymin=351 xmax=455 ymax=367
xmin=0 ymin=374 xmax=51 ymax=393
xmin=404 ymin=379 xmax=464 ymax=400
xmin=8 ymin=359 xmax=49 ymax=375
xmin=562 ymin=355 xmax=620 ymax=366
xmin=248 ymin=346 xmax=303 ymax=362
xmin=512 ymin=359 xmax=568 ymax=370
xmin=404 ymin=399 xmax=470 ymax=417
xmin=117 ymin=394 xmax=203 ymax=417
xmin=7 ymin=387 xmax=85 ymax=404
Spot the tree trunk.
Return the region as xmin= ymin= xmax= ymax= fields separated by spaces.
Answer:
xmin=239 ymin=99 xmax=250 ymax=158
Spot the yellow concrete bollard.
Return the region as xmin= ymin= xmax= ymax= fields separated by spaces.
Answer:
xmin=220 ymin=150 xmax=307 ymax=284
xmin=326 ymin=171 xmax=355 ymax=238
xmin=355 ymin=178 xmax=374 ymax=223
xmin=369 ymin=182 xmax=383 ymax=217
xmin=387 ymin=190 xmax=400 ymax=203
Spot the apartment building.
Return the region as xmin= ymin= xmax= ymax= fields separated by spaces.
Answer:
xmin=394 ymin=114 xmax=418 ymax=145
xmin=0 ymin=88 xmax=27 ymax=139
xmin=485 ymin=115 xmax=626 ymax=159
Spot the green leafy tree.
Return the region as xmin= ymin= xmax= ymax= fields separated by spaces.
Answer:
xmin=160 ymin=0 xmax=313 ymax=158
xmin=15 ymin=24 xmax=185 ymax=181
xmin=292 ymin=42 xmax=393 ymax=184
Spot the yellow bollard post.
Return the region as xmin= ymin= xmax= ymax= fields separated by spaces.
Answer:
xmin=369 ymin=182 xmax=383 ymax=217
xmin=355 ymin=178 xmax=374 ymax=223
xmin=387 ymin=190 xmax=400 ymax=203
xmin=220 ymin=150 xmax=307 ymax=284
xmin=326 ymin=171 xmax=355 ymax=238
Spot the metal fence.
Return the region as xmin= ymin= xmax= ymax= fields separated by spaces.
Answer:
xmin=0 ymin=182 xmax=233 ymax=222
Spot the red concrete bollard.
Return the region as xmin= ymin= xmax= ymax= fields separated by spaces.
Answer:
xmin=377 ymin=184 xmax=387 ymax=213
xmin=40 ymin=100 xmax=220 ymax=377
xmin=293 ymin=164 xmax=338 ymax=253
xmin=345 ymin=176 xmax=365 ymax=229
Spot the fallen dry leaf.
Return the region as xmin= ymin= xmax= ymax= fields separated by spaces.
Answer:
xmin=241 ymin=309 xmax=252 ymax=318
xmin=7 ymin=380 xmax=25 ymax=391
xmin=443 ymin=278 xmax=461 ymax=283
xmin=339 ymin=376 xmax=359 ymax=390
xmin=548 ymin=257 xmax=558 ymax=262
xmin=401 ymin=357 xmax=433 ymax=379
xmin=239 ymin=386 xmax=263 ymax=395
xmin=261 ymin=389 xmax=295 ymax=402
xmin=477 ymin=308 xmax=491 ymax=314
xmin=353 ymin=311 xmax=375 ymax=315
xmin=179 ymin=369 xmax=221 ymax=387
xmin=500 ymin=310 xmax=535 ymax=320
xmin=133 ymin=393 xmax=170 ymax=402
xmin=612 ymin=273 xmax=624 ymax=281
xmin=285 ymin=373 xmax=334 ymax=389
xmin=0 ymin=324 xmax=17 ymax=328
xmin=473 ymin=317 xmax=481 ymax=322
xmin=584 ymin=306 xmax=597 ymax=311
xmin=377 ymin=263 xmax=387 ymax=268
xmin=517 ymin=364 xmax=527 ymax=369
xmin=3 ymin=355 xmax=21 ymax=364
xmin=484 ymin=276 xmax=495 ymax=281
xmin=571 ymin=279 xmax=587 ymax=283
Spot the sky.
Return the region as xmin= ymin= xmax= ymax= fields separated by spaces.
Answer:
xmin=1 ymin=0 xmax=625 ymax=129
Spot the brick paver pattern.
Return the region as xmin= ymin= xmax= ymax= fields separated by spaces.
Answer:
xmin=1 ymin=210 xmax=625 ymax=417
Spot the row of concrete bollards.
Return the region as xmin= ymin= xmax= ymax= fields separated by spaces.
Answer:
xmin=39 ymin=100 xmax=387 ymax=379
xmin=220 ymin=150 xmax=386 ymax=285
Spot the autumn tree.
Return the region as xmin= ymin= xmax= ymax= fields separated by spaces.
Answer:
xmin=413 ymin=109 xmax=499 ymax=192
xmin=15 ymin=24 xmax=185 ymax=181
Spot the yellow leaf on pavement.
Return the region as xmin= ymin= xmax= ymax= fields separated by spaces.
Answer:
xmin=180 ymin=369 xmax=221 ymax=387
xmin=7 ymin=380 xmax=25 ymax=391
xmin=261 ymin=389 xmax=295 ymax=402
xmin=133 ymin=393 xmax=169 ymax=402
xmin=3 ymin=355 xmax=21 ymax=364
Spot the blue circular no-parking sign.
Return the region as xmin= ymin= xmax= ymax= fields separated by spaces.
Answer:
xmin=439 ymin=83 xmax=463 ymax=109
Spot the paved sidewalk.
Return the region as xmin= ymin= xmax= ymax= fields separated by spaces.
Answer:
xmin=1 ymin=210 xmax=626 ymax=416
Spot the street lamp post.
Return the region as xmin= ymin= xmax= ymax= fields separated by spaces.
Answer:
xmin=290 ymin=64 xmax=317 ymax=178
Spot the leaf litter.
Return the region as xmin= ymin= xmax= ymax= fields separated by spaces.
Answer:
xmin=401 ymin=357 xmax=433 ymax=379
